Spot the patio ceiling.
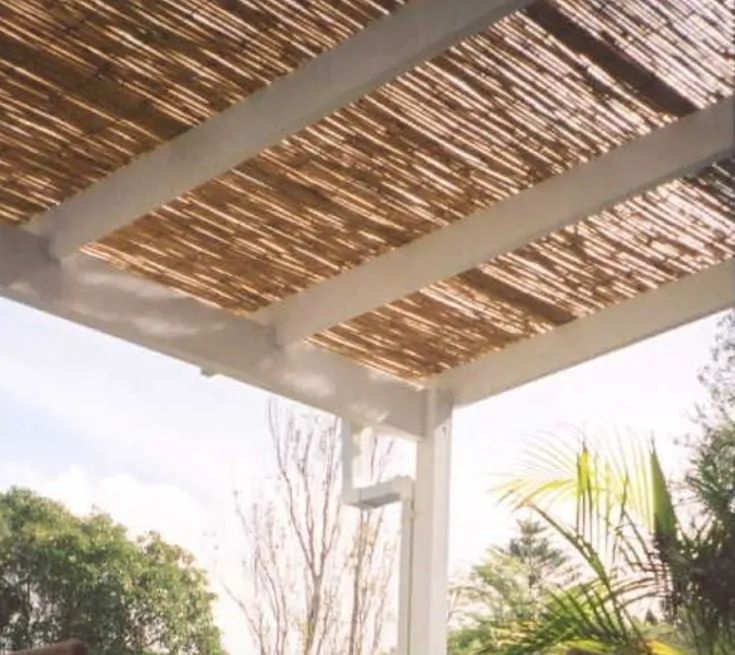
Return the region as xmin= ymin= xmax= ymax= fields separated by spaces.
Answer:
xmin=1 ymin=0 xmax=733 ymax=435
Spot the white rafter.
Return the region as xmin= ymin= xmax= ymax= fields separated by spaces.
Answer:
xmin=26 ymin=0 xmax=530 ymax=260
xmin=255 ymin=98 xmax=735 ymax=344
xmin=435 ymin=260 xmax=735 ymax=406
xmin=0 ymin=225 xmax=425 ymax=436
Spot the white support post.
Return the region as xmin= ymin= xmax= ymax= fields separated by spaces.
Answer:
xmin=340 ymin=391 xmax=454 ymax=654
xmin=409 ymin=390 xmax=453 ymax=655
xmin=397 ymin=494 xmax=414 ymax=655
xmin=341 ymin=422 xmax=373 ymax=504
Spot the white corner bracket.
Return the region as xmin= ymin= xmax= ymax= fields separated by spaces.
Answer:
xmin=340 ymin=421 xmax=415 ymax=655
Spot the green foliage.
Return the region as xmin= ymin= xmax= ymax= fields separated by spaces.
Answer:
xmin=675 ymin=312 xmax=735 ymax=652
xmin=488 ymin=314 xmax=735 ymax=655
xmin=494 ymin=440 xmax=690 ymax=655
xmin=687 ymin=421 xmax=735 ymax=524
xmin=508 ymin=520 xmax=569 ymax=601
xmin=675 ymin=425 xmax=735 ymax=650
xmin=697 ymin=312 xmax=735 ymax=426
xmin=495 ymin=428 xmax=734 ymax=655
xmin=0 ymin=488 xmax=224 ymax=654
xmin=451 ymin=316 xmax=735 ymax=655
xmin=449 ymin=520 xmax=568 ymax=654
xmin=449 ymin=548 xmax=533 ymax=655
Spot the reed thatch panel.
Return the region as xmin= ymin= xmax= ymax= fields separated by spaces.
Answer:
xmin=88 ymin=0 xmax=735 ymax=315
xmin=312 ymin=160 xmax=735 ymax=380
xmin=0 ymin=0 xmax=404 ymax=224
xmin=553 ymin=0 xmax=734 ymax=110
xmin=3 ymin=1 xmax=732 ymax=384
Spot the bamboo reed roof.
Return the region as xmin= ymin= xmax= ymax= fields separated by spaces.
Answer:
xmin=314 ymin=159 xmax=735 ymax=379
xmin=2 ymin=0 xmax=734 ymax=382
xmin=0 ymin=0 xmax=404 ymax=224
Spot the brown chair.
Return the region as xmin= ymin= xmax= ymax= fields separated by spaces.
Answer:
xmin=11 ymin=641 xmax=88 ymax=655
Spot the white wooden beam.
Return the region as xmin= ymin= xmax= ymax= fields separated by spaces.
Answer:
xmin=434 ymin=259 xmax=735 ymax=406
xmin=27 ymin=0 xmax=530 ymax=259
xmin=0 ymin=225 xmax=425 ymax=436
xmin=409 ymin=389 xmax=453 ymax=655
xmin=256 ymin=98 xmax=735 ymax=344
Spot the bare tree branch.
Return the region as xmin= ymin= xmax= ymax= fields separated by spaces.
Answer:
xmin=234 ymin=403 xmax=399 ymax=654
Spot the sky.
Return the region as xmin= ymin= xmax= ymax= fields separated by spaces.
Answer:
xmin=0 ymin=295 xmax=725 ymax=654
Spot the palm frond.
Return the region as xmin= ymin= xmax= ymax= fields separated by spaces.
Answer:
xmin=495 ymin=434 xmax=681 ymax=655
xmin=490 ymin=579 xmax=678 ymax=655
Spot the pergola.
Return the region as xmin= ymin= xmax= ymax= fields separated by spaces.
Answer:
xmin=1 ymin=0 xmax=733 ymax=652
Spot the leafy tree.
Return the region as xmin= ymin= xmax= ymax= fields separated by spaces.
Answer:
xmin=449 ymin=520 xmax=568 ymax=654
xmin=697 ymin=312 xmax=735 ymax=426
xmin=507 ymin=519 xmax=569 ymax=615
xmin=0 ymin=488 xmax=224 ymax=654
xmin=677 ymin=312 xmax=735 ymax=652
xmin=671 ymin=420 xmax=735 ymax=653
xmin=689 ymin=312 xmax=735 ymax=522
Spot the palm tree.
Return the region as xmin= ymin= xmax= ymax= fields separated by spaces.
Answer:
xmin=492 ymin=431 xmax=734 ymax=655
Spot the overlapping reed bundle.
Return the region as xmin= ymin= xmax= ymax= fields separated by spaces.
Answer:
xmin=0 ymin=0 xmax=403 ymax=223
